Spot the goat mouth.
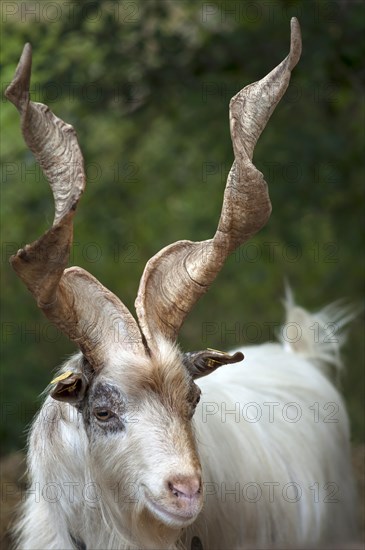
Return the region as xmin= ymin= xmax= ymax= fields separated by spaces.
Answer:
xmin=143 ymin=493 xmax=200 ymax=527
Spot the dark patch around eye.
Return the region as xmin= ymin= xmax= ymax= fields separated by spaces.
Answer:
xmin=83 ymin=381 xmax=128 ymax=436
xmin=91 ymin=382 xmax=124 ymax=403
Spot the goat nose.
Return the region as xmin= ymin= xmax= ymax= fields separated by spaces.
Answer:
xmin=168 ymin=476 xmax=202 ymax=499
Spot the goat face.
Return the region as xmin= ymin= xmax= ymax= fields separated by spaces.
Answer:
xmin=51 ymin=340 xmax=206 ymax=540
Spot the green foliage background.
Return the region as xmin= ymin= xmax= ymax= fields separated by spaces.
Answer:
xmin=1 ymin=0 xmax=364 ymax=453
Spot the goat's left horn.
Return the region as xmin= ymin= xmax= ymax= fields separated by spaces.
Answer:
xmin=6 ymin=43 xmax=146 ymax=366
xmin=135 ymin=18 xmax=302 ymax=349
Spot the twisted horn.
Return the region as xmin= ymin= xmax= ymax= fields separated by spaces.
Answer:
xmin=6 ymin=44 xmax=145 ymax=367
xmin=135 ymin=18 xmax=302 ymax=348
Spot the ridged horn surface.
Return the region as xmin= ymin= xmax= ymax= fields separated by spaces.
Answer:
xmin=135 ymin=18 xmax=302 ymax=348
xmin=6 ymin=44 xmax=146 ymax=366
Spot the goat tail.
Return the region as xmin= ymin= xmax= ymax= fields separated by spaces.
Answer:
xmin=280 ymin=286 xmax=359 ymax=378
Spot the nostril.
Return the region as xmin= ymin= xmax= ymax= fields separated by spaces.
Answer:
xmin=168 ymin=481 xmax=180 ymax=497
xmin=167 ymin=476 xmax=202 ymax=499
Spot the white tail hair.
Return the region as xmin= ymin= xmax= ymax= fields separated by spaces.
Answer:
xmin=281 ymin=286 xmax=358 ymax=376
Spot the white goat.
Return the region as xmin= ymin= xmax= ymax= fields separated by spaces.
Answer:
xmin=7 ymin=19 xmax=357 ymax=550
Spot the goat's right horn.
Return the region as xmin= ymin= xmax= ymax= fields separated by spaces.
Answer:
xmin=135 ymin=18 xmax=302 ymax=350
xmin=6 ymin=43 xmax=146 ymax=367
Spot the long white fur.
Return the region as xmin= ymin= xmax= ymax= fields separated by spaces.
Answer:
xmin=14 ymin=301 xmax=357 ymax=549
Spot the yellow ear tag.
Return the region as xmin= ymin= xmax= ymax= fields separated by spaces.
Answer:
xmin=207 ymin=359 xmax=220 ymax=368
xmin=51 ymin=370 xmax=74 ymax=385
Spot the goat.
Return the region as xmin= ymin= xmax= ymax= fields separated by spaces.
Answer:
xmin=7 ymin=18 xmax=357 ymax=550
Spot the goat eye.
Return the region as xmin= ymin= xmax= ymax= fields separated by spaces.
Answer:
xmin=194 ymin=393 xmax=201 ymax=406
xmin=94 ymin=409 xmax=114 ymax=421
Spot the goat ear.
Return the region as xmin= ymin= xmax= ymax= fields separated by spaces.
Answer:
xmin=183 ymin=349 xmax=244 ymax=379
xmin=50 ymin=370 xmax=89 ymax=403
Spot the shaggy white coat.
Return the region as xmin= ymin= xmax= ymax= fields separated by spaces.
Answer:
xmin=14 ymin=301 xmax=357 ymax=549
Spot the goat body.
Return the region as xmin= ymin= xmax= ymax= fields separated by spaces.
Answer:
xmin=15 ymin=304 xmax=356 ymax=549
